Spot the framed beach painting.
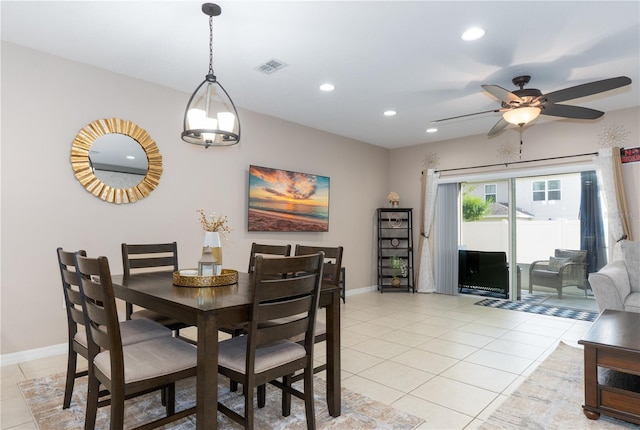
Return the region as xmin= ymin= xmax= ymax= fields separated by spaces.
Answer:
xmin=248 ymin=165 xmax=330 ymax=232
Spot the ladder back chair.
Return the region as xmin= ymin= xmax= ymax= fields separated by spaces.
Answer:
xmin=122 ymin=242 xmax=191 ymax=336
xmin=270 ymin=244 xmax=343 ymax=412
xmin=247 ymin=242 xmax=292 ymax=273
xmin=57 ymin=247 xmax=170 ymax=410
xmin=217 ymin=252 xmax=325 ymax=430
xmin=227 ymin=242 xmax=293 ymax=392
xmin=256 ymin=245 xmax=343 ymax=409
xmin=75 ymin=254 xmax=197 ymax=430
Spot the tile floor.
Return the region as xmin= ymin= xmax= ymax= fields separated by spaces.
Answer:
xmin=1 ymin=290 xmax=594 ymax=429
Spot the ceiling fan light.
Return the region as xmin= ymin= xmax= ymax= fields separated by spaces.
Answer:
xmin=503 ymin=107 xmax=541 ymax=125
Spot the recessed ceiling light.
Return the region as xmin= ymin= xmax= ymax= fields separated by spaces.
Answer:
xmin=426 ymin=128 xmax=438 ymax=133
xmin=126 ymin=155 xmax=136 ymax=159
xmin=461 ymin=27 xmax=485 ymax=41
xmin=383 ymin=110 xmax=397 ymax=116
xmin=319 ymin=83 xmax=335 ymax=92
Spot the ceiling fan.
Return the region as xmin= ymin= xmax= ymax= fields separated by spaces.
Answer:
xmin=434 ymin=75 xmax=632 ymax=136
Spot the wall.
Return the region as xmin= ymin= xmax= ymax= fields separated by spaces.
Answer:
xmin=0 ymin=43 xmax=389 ymax=355
xmin=389 ymin=106 xmax=640 ymax=249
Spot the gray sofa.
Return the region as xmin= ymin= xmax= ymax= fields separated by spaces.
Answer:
xmin=588 ymin=240 xmax=640 ymax=313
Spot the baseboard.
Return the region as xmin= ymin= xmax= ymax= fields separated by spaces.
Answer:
xmin=1 ymin=343 xmax=67 ymax=367
xmin=345 ymin=285 xmax=378 ymax=297
xmin=2 ymin=285 xmax=380 ymax=366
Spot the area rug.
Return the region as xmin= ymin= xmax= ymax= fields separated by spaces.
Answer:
xmin=480 ymin=342 xmax=638 ymax=429
xmin=475 ymin=298 xmax=599 ymax=321
xmin=18 ymin=373 xmax=423 ymax=429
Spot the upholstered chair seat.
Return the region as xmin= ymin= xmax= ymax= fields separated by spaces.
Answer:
xmin=74 ymin=317 xmax=170 ymax=348
xmin=93 ymin=336 xmax=197 ymax=383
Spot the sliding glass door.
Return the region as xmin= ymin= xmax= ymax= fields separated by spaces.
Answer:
xmin=458 ymin=169 xmax=606 ymax=311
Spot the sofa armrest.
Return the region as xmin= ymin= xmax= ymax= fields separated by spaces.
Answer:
xmin=588 ymin=260 xmax=631 ymax=312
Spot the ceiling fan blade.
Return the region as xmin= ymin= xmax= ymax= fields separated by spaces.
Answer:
xmin=481 ymin=84 xmax=523 ymax=104
xmin=432 ymin=109 xmax=500 ymax=123
xmin=544 ymin=76 xmax=631 ymax=104
xmin=487 ymin=118 xmax=509 ymax=136
xmin=542 ymin=104 xmax=604 ymax=119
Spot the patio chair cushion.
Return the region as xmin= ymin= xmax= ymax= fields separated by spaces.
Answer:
xmin=548 ymin=257 xmax=571 ymax=272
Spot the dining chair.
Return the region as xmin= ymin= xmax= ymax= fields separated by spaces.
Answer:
xmin=225 ymin=242 xmax=292 ymax=393
xmin=122 ymin=242 xmax=191 ymax=337
xmin=216 ymin=252 xmax=324 ymax=430
xmin=247 ymin=242 xmax=292 ymax=273
xmin=75 ymin=253 xmax=198 ymax=430
xmin=57 ymin=247 xmax=171 ymax=410
xmin=293 ymin=245 xmax=343 ymax=371
xmin=255 ymin=245 xmax=343 ymax=409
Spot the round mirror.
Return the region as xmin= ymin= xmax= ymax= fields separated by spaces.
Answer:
xmin=70 ymin=118 xmax=162 ymax=204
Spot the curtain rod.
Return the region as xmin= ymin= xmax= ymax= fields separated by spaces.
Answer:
xmin=433 ymin=151 xmax=599 ymax=174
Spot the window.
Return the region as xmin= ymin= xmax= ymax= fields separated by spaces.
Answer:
xmin=532 ymin=180 xmax=561 ymax=201
xmin=484 ymin=184 xmax=497 ymax=203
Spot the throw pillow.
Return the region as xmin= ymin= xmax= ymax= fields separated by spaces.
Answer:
xmin=548 ymin=256 xmax=571 ymax=272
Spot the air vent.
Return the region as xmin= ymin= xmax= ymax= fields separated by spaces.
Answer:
xmin=256 ymin=59 xmax=288 ymax=75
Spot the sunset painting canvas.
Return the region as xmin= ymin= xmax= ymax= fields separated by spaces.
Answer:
xmin=248 ymin=165 xmax=330 ymax=232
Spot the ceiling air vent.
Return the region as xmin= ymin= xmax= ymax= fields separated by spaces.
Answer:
xmin=256 ymin=59 xmax=288 ymax=75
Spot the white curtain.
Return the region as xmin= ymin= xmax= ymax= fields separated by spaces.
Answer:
xmin=594 ymin=147 xmax=632 ymax=261
xmin=434 ymin=183 xmax=459 ymax=295
xmin=416 ymin=169 xmax=439 ymax=293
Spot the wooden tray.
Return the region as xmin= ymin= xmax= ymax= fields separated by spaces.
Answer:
xmin=173 ymin=269 xmax=238 ymax=287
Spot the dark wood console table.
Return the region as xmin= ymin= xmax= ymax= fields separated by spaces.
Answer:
xmin=578 ymin=310 xmax=640 ymax=425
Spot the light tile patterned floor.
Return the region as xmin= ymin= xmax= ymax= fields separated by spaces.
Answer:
xmin=0 ymin=290 xmax=593 ymax=429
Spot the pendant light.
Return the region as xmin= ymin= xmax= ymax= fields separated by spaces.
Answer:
xmin=182 ymin=3 xmax=240 ymax=148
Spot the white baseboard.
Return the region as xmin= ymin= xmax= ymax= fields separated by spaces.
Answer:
xmin=2 ymin=285 xmax=380 ymax=367
xmin=1 ymin=343 xmax=66 ymax=367
xmin=345 ymin=285 xmax=378 ymax=297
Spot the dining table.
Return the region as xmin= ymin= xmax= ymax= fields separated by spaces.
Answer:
xmin=111 ymin=270 xmax=341 ymax=430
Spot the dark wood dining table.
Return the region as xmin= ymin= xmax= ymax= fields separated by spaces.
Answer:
xmin=111 ymin=271 xmax=341 ymax=430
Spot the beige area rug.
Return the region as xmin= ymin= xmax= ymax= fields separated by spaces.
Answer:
xmin=19 ymin=373 xmax=423 ymax=429
xmin=481 ymin=342 xmax=639 ymax=430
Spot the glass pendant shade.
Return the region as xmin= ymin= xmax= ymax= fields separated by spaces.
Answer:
xmin=503 ymin=106 xmax=541 ymax=126
xmin=182 ymin=74 xmax=240 ymax=148
xmin=181 ymin=3 xmax=240 ymax=148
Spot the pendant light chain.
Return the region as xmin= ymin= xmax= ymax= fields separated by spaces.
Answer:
xmin=208 ymin=15 xmax=214 ymax=76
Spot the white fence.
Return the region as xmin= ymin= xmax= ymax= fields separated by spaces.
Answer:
xmin=461 ymin=219 xmax=582 ymax=264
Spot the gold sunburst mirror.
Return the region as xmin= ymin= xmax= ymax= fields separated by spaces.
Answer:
xmin=70 ymin=118 xmax=162 ymax=204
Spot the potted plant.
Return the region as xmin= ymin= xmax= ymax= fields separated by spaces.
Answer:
xmin=389 ymin=256 xmax=407 ymax=287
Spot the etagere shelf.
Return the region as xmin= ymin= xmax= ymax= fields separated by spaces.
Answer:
xmin=377 ymin=208 xmax=415 ymax=293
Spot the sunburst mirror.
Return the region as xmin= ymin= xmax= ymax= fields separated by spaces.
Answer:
xmin=70 ymin=118 xmax=162 ymax=204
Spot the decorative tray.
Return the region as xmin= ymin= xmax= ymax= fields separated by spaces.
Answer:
xmin=173 ymin=269 xmax=238 ymax=287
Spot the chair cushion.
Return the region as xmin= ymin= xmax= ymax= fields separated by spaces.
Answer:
xmin=622 ymin=240 xmax=640 ymax=292
xmin=548 ymin=257 xmax=571 ymax=272
xmin=74 ymin=318 xmax=171 ymax=348
xmin=218 ymin=336 xmax=306 ymax=374
xmin=94 ymin=337 xmax=196 ymax=383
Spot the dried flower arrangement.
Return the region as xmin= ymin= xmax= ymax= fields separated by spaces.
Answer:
xmin=197 ymin=209 xmax=232 ymax=235
xmin=387 ymin=191 xmax=400 ymax=204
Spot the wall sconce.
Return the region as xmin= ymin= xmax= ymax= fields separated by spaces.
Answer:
xmin=181 ymin=3 xmax=240 ymax=148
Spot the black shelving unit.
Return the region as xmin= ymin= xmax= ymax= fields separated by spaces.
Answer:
xmin=377 ymin=208 xmax=415 ymax=293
